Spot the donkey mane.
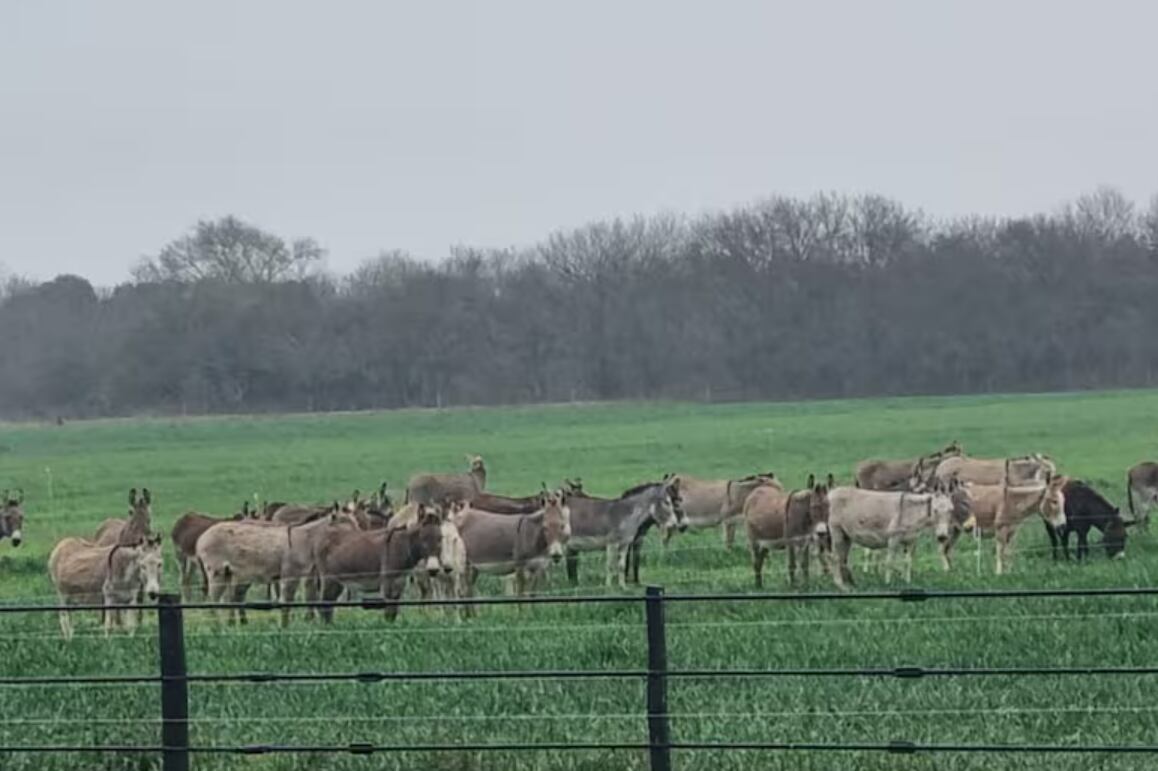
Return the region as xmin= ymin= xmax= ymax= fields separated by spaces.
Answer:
xmin=619 ymin=481 xmax=661 ymax=499
xmin=736 ymin=471 xmax=776 ymax=483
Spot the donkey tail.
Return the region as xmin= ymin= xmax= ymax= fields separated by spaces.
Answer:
xmin=1127 ymin=475 xmax=1136 ymax=520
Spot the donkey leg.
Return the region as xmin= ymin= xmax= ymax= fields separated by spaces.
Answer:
xmin=995 ymin=529 xmax=1010 ymax=575
xmin=786 ymin=544 xmax=797 ymax=586
xmin=279 ymin=577 xmax=298 ymax=627
xmin=319 ymin=578 xmax=343 ymax=625
xmin=722 ymin=520 xmax=738 ymax=551
xmin=1076 ymin=529 xmax=1089 ymax=562
xmin=177 ymin=555 xmax=190 ymax=602
xmin=904 ymin=542 xmax=915 ymax=584
xmin=616 ymin=548 xmax=631 ymax=591
xmin=604 ymin=544 xmax=618 ymax=588
xmin=883 ymin=541 xmax=897 ymax=585
xmin=831 ymin=533 xmax=853 ymax=591
xmin=565 ymin=549 xmax=580 ymax=587
xmin=206 ymin=570 xmax=227 ymax=624
xmin=57 ymin=594 xmax=74 ymax=641
xmin=800 ymin=542 xmax=811 ymax=585
xmin=750 ymin=543 xmax=766 ymax=589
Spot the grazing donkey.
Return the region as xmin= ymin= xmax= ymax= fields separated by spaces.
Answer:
xmin=1045 ymin=479 xmax=1130 ymax=561
xmin=1127 ymin=461 xmax=1158 ymax=530
xmin=826 ymin=480 xmax=971 ymax=590
xmin=315 ymin=505 xmax=446 ymax=622
xmin=564 ymin=477 xmax=684 ymax=589
xmin=855 ymin=442 xmax=963 ymax=492
xmin=744 ymin=474 xmax=834 ymax=587
xmin=48 ymin=533 xmax=164 ymax=639
xmin=406 ymin=455 xmax=487 ymax=505
xmin=0 ymin=489 xmax=25 ymax=547
xmin=94 ymin=488 xmax=154 ymax=546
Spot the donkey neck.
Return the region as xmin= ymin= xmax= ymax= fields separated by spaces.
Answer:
xmin=384 ymin=527 xmax=424 ymax=573
xmin=615 ymin=488 xmax=662 ymax=534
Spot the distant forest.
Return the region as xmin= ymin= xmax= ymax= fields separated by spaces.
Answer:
xmin=2 ymin=188 xmax=1157 ymax=419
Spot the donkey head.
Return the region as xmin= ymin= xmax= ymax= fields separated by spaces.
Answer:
xmin=807 ymin=474 xmax=834 ymax=538
xmin=137 ymin=533 xmax=165 ymax=601
xmin=128 ymin=488 xmax=153 ymax=521
xmin=1040 ymin=476 xmax=1068 ymax=529
xmin=410 ymin=505 xmax=445 ymax=577
xmin=541 ymin=491 xmax=571 ymax=563
xmin=1 ymin=489 xmax=25 ymax=546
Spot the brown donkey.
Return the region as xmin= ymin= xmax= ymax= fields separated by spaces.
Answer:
xmin=94 ymin=488 xmax=154 ymax=546
xmin=744 ymin=474 xmax=833 ymax=587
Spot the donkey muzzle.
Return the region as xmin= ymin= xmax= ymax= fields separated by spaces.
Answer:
xmin=9 ymin=530 xmax=21 ymax=547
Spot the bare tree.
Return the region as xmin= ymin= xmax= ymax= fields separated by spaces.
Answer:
xmin=132 ymin=216 xmax=324 ymax=284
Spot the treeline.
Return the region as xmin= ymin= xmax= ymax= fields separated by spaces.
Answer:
xmin=2 ymin=188 xmax=1157 ymax=419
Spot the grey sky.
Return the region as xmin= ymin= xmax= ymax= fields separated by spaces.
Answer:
xmin=2 ymin=0 xmax=1155 ymax=285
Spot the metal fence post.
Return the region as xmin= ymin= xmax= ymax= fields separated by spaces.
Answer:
xmin=645 ymin=585 xmax=672 ymax=771
xmin=157 ymin=593 xmax=189 ymax=771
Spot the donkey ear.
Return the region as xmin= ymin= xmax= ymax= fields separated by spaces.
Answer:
xmin=826 ymin=473 xmax=835 ymax=489
xmin=129 ymin=488 xmax=138 ymax=505
xmin=806 ymin=474 xmax=816 ymax=489
xmin=143 ymin=488 xmax=152 ymax=504
xmin=15 ymin=489 xmax=23 ymax=504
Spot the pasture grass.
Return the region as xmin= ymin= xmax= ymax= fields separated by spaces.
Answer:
xmin=2 ymin=389 xmax=1158 ymax=770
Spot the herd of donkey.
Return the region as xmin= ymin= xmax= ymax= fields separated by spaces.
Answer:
xmin=5 ymin=444 xmax=1158 ymax=638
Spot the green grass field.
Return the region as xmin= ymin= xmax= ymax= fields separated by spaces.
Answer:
xmin=2 ymin=390 xmax=1158 ymax=770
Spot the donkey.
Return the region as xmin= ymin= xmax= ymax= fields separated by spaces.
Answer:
xmin=315 ymin=505 xmax=446 ymax=622
xmin=564 ymin=477 xmax=684 ymax=589
xmin=0 ymin=489 xmax=25 ymax=547
xmin=195 ymin=507 xmax=364 ymax=626
xmin=1045 ymin=479 xmax=1131 ymax=561
xmin=1127 ymin=461 xmax=1158 ymax=530
xmin=470 ymin=489 xmax=548 ymax=515
xmin=170 ymin=506 xmax=252 ymax=600
xmin=931 ymin=454 xmax=1055 ymax=487
xmin=270 ymin=503 xmax=333 ymax=526
xmin=48 ymin=533 xmax=164 ymax=639
xmin=406 ymin=455 xmax=487 ymax=505
xmin=659 ymin=472 xmax=780 ymax=549
xmin=94 ymin=488 xmax=154 ymax=546
xmin=826 ymin=480 xmax=971 ymax=590
xmin=453 ymin=491 xmax=572 ymax=596
xmin=744 ymin=474 xmax=834 ymax=588
xmin=855 ymin=442 xmax=963 ymax=492
xmin=957 ymin=476 xmax=1067 ymax=575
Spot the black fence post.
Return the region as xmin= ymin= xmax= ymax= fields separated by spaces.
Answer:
xmin=645 ymin=585 xmax=672 ymax=771
xmin=157 ymin=593 xmax=189 ymax=771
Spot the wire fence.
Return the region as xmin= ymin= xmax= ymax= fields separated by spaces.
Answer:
xmin=2 ymin=586 xmax=1158 ymax=770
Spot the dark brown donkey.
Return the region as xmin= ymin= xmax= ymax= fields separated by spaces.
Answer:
xmin=315 ymin=505 xmax=445 ymax=623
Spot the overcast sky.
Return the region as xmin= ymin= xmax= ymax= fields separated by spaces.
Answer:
xmin=2 ymin=1 xmax=1155 ymax=285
